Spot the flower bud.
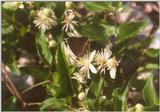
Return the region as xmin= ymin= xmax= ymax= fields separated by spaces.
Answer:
xmin=78 ymin=92 xmax=86 ymax=101
xmin=65 ymin=9 xmax=75 ymax=20
xmin=65 ymin=2 xmax=72 ymax=9
xmin=134 ymin=103 xmax=144 ymax=112
xmin=19 ymin=4 xmax=24 ymax=9
xmin=49 ymin=40 xmax=57 ymax=48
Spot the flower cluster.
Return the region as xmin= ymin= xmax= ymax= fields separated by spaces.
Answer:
xmin=62 ymin=9 xmax=81 ymax=37
xmin=64 ymin=43 xmax=119 ymax=83
xmin=33 ymin=7 xmax=57 ymax=31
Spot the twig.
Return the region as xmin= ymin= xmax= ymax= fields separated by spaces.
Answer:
xmin=1 ymin=62 xmax=27 ymax=107
xmin=22 ymin=80 xmax=50 ymax=94
xmin=1 ymin=62 xmax=47 ymax=108
xmin=26 ymin=102 xmax=41 ymax=106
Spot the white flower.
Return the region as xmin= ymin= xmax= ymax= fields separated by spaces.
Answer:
xmin=106 ymin=57 xmax=119 ymax=79
xmin=134 ymin=103 xmax=144 ymax=112
xmin=62 ymin=20 xmax=78 ymax=32
xmin=63 ymin=42 xmax=77 ymax=65
xmin=62 ymin=9 xmax=81 ymax=37
xmin=72 ymin=72 xmax=87 ymax=84
xmin=75 ymin=50 xmax=97 ymax=79
xmin=33 ymin=7 xmax=57 ymax=31
xmin=94 ymin=47 xmax=112 ymax=74
xmin=78 ymin=91 xmax=86 ymax=101
xmin=48 ymin=40 xmax=57 ymax=48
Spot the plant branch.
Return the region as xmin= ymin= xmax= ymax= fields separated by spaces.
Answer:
xmin=1 ymin=62 xmax=27 ymax=107
xmin=1 ymin=62 xmax=44 ymax=108
xmin=22 ymin=80 xmax=50 ymax=94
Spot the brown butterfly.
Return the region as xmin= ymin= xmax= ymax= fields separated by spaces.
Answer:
xmin=68 ymin=37 xmax=90 ymax=57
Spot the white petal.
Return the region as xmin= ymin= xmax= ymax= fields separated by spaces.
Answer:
xmin=80 ymin=66 xmax=86 ymax=72
xmin=110 ymin=68 xmax=116 ymax=79
xmin=89 ymin=64 xmax=97 ymax=74
xmin=89 ymin=50 xmax=96 ymax=62
xmin=87 ymin=70 xmax=91 ymax=79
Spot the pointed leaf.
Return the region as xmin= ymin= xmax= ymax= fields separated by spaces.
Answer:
xmin=36 ymin=31 xmax=53 ymax=65
xmin=40 ymin=98 xmax=67 ymax=111
xmin=118 ymin=20 xmax=147 ymax=41
xmin=143 ymin=75 xmax=158 ymax=106
xmin=55 ymin=42 xmax=73 ymax=98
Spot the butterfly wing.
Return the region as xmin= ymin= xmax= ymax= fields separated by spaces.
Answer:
xmin=68 ymin=37 xmax=89 ymax=57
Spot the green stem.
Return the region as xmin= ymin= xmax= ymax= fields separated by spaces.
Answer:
xmin=112 ymin=90 xmax=119 ymax=111
xmin=114 ymin=11 xmax=118 ymax=37
xmin=66 ymin=95 xmax=72 ymax=106
xmin=94 ymin=76 xmax=105 ymax=110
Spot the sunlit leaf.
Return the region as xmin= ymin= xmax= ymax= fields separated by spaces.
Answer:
xmin=145 ymin=49 xmax=159 ymax=58
xmin=118 ymin=20 xmax=147 ymax=41
xmin=144 ymin=104 xmax=159 ymax=111
xmin=112 ymin=75 xmax=135 ymax=111
xmin=40 ymin=98 xmax=67 ymax=111
xmin=83 ymin=2 xmax=123 ymax=12
xmin=83 ymin=2 xmax=107 ymax=11
xmin=100 ymin=24 xmax=116 ymax=38
xmin=143 ymin=75 xmax=158 ymax=106
xmin=55 ymin=42 xmax=73 ymax=98
xmin=79 ymin=23 xmax=107 ymax=41
xmin=2 ymin=19 xmax=14 ymax=35
xmin=36 ymin=31 xmax=53 ymax=65
xmin=145 ymin=63 xmax=159 ymax=70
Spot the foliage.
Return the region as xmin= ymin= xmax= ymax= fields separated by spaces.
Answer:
xmin=2 ymin=1 xmax=159 ymax=111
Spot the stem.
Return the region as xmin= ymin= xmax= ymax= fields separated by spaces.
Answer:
xmin=22 ymin=80 xmax=50 ymax=94
xmin=66 ymin=95 xmax=72 ymax=110
xmin=94 ymin=76 xmax=105 ymax=110
xmin=27 ymin=102 xmax=41 ymax=106
xmin=1 ymin=62 xmax=27 ymax=107
xmin=114 ymin=11 xmax=118 ymax=37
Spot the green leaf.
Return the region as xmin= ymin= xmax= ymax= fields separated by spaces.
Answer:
xmin=88 ymin=75 xmax=101 ymax=98
xmin=8 ymin=55 xmax=21 ymax=76
xmin=2 ymin=19 xmax=14 ymax=35
xmin=100 ymin=24 xmax=116 ymax=38
xmin=83 ymin=2 xmax=124 ymax=12
xmin=112 ymin=74 xmax=135 ymax=111
xmin=87 ymin=98 xmax=96 ymax=111
xmin=143 ymin=75 xmax=158 ymax=106
xmin=83 ymin=2 xmax=107 ymax=11
xmin=145 ymin=63 xmax=159 ymax=70
xmin=55 ymin=42 xmax=73 ymax=98
xmin=118 ymin=20 xmax=147 ymax=41
xmin=36 ymin=31 xmax=53 ymax=65
xmin=144 ymin=104 xmax=159 ymax=111
xmin=40 ymin=98 xmax=67 ymax=111
xmin=145 ymin=49 xmax=159 ymax=58
xmin=79 ymin=23 xmax=107 ymax=41
xmin=2 ymin=2 xmax=18 ymax=11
